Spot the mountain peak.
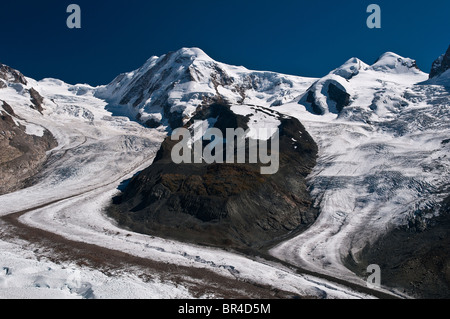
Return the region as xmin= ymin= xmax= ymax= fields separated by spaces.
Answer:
xmin=172 ymin=47 xmax=213 ymax=62
xmin=96 ymin=47 xmax=316 ymax=129
xmin=331 ymin=57 xmax=369 ymax=80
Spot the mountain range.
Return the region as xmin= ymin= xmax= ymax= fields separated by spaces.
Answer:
xmin=0 ymin=45 xmax=449 ymax=298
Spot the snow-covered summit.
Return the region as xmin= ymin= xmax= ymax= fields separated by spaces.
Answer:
xmin=95 ymin=47 xmax=316 ymax=128
xmin=298 ymin=52 xmax=428 ymax=115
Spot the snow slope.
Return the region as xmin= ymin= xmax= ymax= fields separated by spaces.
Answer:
xmin=1 ymin=48 xmax=448 ymax=298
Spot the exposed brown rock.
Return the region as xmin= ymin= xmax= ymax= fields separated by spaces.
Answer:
xmin=0 ymin=63 xmax=27 ymax=85
xmin=107 ymin=103 xmax=318 ymax=250
xmin=0 ymin=100 xmax=57 ymax=195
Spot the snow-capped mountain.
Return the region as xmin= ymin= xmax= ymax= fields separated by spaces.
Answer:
xmin=95 ymin=47 xmax=315 ymax=128
xmin=0 ymin=45 xmax=449 ymax=299
xmin=297 ymin=52 xmax=425 ymax=115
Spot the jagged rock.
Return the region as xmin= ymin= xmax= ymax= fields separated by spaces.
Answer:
xmin=327 ymin=83 xmax=350 ymax=113
xmin=0 ymin=100 xmax=57 ymax=195
xmin=348 ymin=193 xmax=450 ymax=298
xmin=430 ymin=45 xmax=450 ymax=79
xmin=1 ymin=101 xmax=15 ymax=116
xmin=28 ymin=87 xmax=44 ymax=114
xmin=0 ymin=63 xmax=27 ymax=85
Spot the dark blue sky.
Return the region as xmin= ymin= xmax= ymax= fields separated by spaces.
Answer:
xmin=1 ymin=0 xmax=449 ymax=86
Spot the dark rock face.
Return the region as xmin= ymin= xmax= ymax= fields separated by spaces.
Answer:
xmin=29 ymin=88 xmax=44 ymax=114
xmin=302 ymin=81 xmax=350 ymax=115
xmin=328 ymin=83 xmax=351 ymax=113
xmin=430 ymin=45 xmax=450 ymax=79
xmin=0 ymin=100 xmax=57 ymax=195
xmin=108 ymin=103 xmax=319 ymax=250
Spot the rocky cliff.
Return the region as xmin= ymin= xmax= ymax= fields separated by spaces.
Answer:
xmin=107 ymin=102 xmax=318 ymax=250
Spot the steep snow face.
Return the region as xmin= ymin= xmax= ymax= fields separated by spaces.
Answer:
xmin=95 ymin=47 xmax=316 ymax=128
xmin=427 ymin=69 xmax=450 ymax=87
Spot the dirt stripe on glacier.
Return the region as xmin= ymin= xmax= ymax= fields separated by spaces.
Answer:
xmin=0 ymin=204 xmax=308 ymax=299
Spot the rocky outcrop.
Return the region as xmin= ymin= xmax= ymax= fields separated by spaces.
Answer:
xmin=298 ymin=52 xmax=425 ymax=115
xmin=107 ymin=103 xmax=318 ymax=250
xmin=1 ymin=63 xmax=47 ymax=114
xmin=430 ymin=45 xmax=450 ymax=79
xmin=0 ymin=63 xmax=27 ymax=85
xmin=0 ymin=100 xmax=57 ymax=195
xmin=300 ymin=77 xmax=351 ymax=115
xmin=347 ymin=193 xmax=450 ymax=298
